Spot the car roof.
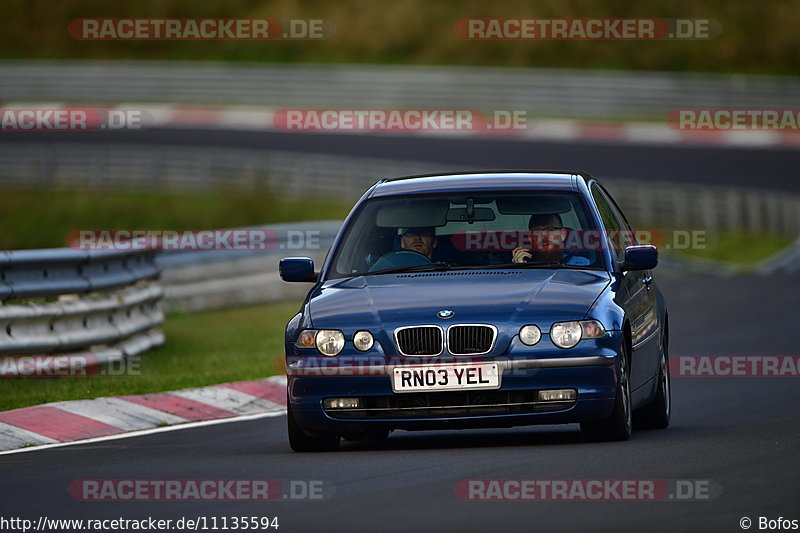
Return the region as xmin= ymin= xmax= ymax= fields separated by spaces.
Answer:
xmin=369 ymin=171 xmax=587 ymax=197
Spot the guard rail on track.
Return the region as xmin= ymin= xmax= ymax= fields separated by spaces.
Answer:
xmin=0 ymin=249 xmax=164 ymax=365
xmin=156 ymin=221 xmax=340 ymax=312
xmin=2 ymin=61 xmax=800 ymax=119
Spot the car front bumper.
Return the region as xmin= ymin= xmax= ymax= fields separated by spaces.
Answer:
xmin=287 ymin=352 xmax=620 ymax=434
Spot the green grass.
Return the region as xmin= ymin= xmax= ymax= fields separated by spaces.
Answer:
xmin=0 ymin=0 xmax=797 ymax=75
xmin=0 ymin=301 xmax=301 ymax=411
xmin=669 ymin=231 xmax=793 ymax=266
xmin=0 ymin=188 xmax=350 ymax=250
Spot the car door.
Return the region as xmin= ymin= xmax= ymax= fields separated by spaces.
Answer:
xmin=589 ymin=182 xmax=659 ymax=394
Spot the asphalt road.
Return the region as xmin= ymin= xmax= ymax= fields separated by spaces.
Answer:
xmin=3 ymin=128 xmax=800 ymax=191
xmin=1 ymin=270 xmax=798 ymax=533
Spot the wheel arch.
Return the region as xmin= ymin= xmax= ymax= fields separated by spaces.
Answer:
xmin=622 ymin=319 xmax=633 ymax=373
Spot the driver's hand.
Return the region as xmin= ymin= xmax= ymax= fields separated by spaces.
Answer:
xmin=512 ymin=247 xmax=532 ymax=263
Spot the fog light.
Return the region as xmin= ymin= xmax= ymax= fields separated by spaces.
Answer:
xmin=519 ymin=325 xmax=542 ymax=346
xmin=353 ymin=330 xmax=374 ymax=351
xmin=323 ymin=398 xmax=361 ymax=409
xmin=538 ymin=389 xmax=577 ymax=402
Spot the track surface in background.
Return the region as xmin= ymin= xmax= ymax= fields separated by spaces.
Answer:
xmin=3 ymin=128 xmax=800 ymax=191
xmin=1 ymin=132 xmax=798 ymax=532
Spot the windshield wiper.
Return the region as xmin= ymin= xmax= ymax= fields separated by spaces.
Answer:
xmin=480 ymin=261 xmax=600 ymax=270
xmin=483 ymin=261 xmax=564 ymax=269
xmin=362 ymin=262 xmax=451 ymax=276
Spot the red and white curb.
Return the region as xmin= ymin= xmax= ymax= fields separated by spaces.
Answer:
xmin=4 ymin=102 xmax=799 ymax=149
xmin=0 ymin=375 xmax=287 ymax=454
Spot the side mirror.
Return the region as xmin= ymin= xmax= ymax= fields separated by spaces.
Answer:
xmin=621 ymin=245 xmax=658 ymax=271
xmin=280 ymin=257 xmax=318 ymax=282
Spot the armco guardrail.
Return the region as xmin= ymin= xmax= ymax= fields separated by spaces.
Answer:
xmin=602 ymin=180 xmax=800 ymax=238
xmin=1 ymin=61 xmax=799 ymax=119
xmin=0 ymin=143 xmax=450 ymax=197
xmin=0 ymin=249 xmax=164 ymax=368
xmin=156 ymin=222 xmax=340 ymax=312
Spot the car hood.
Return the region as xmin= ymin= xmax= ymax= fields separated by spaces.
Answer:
xmin=309 ymin=269 xmax=610 ymax=331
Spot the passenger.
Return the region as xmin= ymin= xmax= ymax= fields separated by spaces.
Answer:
xmin=511 ymin=213 xmax=591 ymax=266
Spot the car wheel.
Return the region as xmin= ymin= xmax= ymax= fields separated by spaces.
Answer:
xmin=287 ymin=401 xmax=340 ymax=452
xmin=581 ymin=340 xmax=632 ymax=442
xmin=634 ymin=328 xmax=671 ymax=429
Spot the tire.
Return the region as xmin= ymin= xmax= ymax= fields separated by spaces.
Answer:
xmin=287 ymin=401 xmax=340 ymax=452
xmin=581 ymin=337 xmax=632 ymax=442
xmin=634 ymin=327 xmax=671 ymax=430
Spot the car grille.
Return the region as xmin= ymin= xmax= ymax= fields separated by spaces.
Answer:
xmin=448 ymin=325 xmax=495 ymax=355
xmin=395 ymin=326 xmax=443 ymax=356
xmin=324 ymin=390 xmax=575 ymax=419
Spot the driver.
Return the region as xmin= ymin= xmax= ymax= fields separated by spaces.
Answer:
xmin=511 ymin=213 xmax=591 ymax=266
xmin=368 ymin=227 xmax=438 ymax=272
xmin=399 ymin=226 xmax=437 ymax=259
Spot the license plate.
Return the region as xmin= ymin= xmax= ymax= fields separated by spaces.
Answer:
xmin=391 ymin=363 xmax=501 ymax=393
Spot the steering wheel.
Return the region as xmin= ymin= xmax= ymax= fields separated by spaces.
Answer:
xmin=368 ymin=250 xmax=432 ymax=272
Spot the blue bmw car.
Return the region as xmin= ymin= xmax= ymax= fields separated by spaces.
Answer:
xmin=280 ymin=171 xmax=670 ymax=451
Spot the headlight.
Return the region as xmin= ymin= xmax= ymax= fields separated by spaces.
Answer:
xmin=551 ymin=322 xmax=582 ymax=349
xmin=295 ymin=330 xmax=317 ymax=349
xmin=550 ymin=320 xmax=607 ymax=349
xmin=353 ymin=330 xmax=374 ymax=351
xmin=519 ymin=325 xmax=542 ymax=346
xmin=316 ymin=330 xmax=345 ymax=356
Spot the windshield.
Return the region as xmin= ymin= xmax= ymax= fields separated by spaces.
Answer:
xmin=328 ymin=191 xmax=606 ymax=279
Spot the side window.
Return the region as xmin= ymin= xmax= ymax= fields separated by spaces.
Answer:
xmin=600 ymin=187 xmax=633 ymax=232
xmin=599 ymin=185 xmax=639 ymax=250
xmin=590 ymin=184 xmax=625 ymax=261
